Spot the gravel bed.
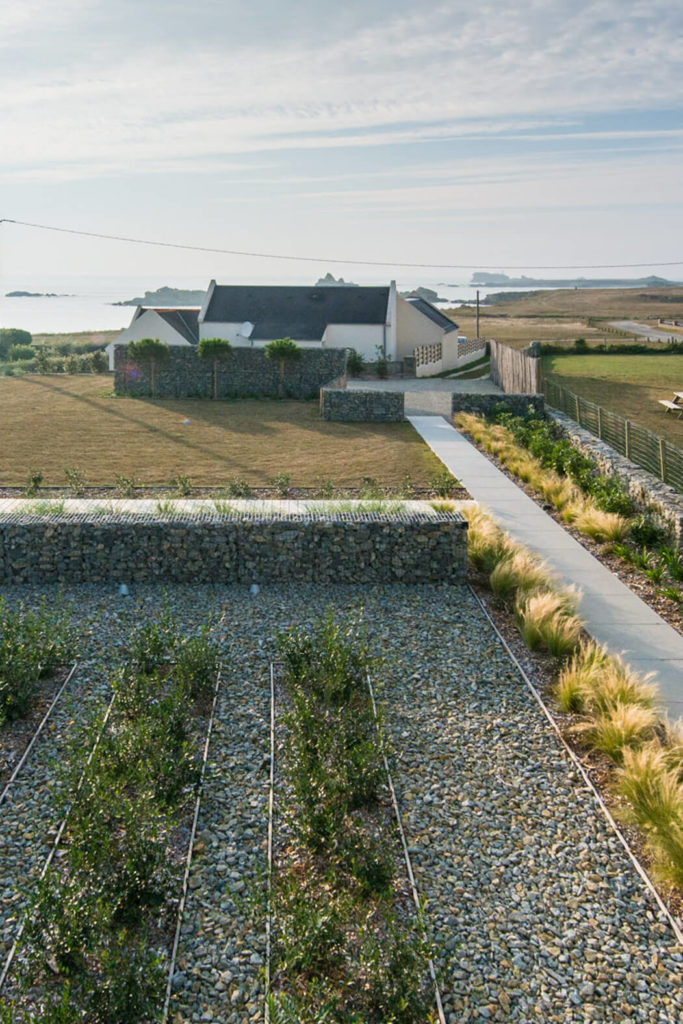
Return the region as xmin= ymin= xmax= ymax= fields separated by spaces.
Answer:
xmin=1 ymin=581 xmax=681 ymax=1023
xmin=376 ymin=586 xmax=683 ymax=1023
xmin=0 ymin=659 xmax=113 ymax=960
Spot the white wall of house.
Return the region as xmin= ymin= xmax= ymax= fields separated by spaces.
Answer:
xmin=105 ymin=309 xmax=193 ymax=370
xmin=395 ymin=295 xmax=446 ymax=357
xmin=199 ymin=322 xmax=253 ymax=344
xmin=321 ymin=324 xmax=384 ymax=358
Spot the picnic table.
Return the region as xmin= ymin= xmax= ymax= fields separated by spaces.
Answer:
xmin=659 ymin=392 xmax=683 ymax=417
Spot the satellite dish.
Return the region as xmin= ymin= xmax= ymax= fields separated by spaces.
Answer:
xmin=239 ymin=321 xmax=254 ymax=339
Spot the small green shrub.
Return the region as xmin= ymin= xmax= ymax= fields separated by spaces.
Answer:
xmin=114 ymin=473 xmax=139 ymax=497
xmin=630 ymin=513 xmax=667 ymax=547
xmin=23 ymin=468 xmax=43 ymax=497
xmin=227 ymin=476 xmax=252 ymax=497
xmin=430 ymin=468 xmax=460 ymax=497
xmin=173 ymin=473 xmax=192 ymax=496
xmin=346 ymin=348 xmax=365 ymax=376
xmin=271 ymin=472 xmax=291 ymax=496
xmin=64 ymin=465 xmax=87 ymax=495
xmin=173 ymin=626 xmax=220 ymax=699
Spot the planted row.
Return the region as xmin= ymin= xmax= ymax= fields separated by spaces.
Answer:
xmin=270 ymin=615 xmax=433 ymax=1023
xmin=0 ymin=612 xmax=220 ymax=1023
xmin=0 ymin=597 xmax=75 ymax=724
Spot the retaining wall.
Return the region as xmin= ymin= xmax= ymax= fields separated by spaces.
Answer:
xmin=0 ymin=511 xmax=467 ymax=584
xmin=320 ymin=385 xmax=405 ymax=422
xmin=114 ymin=345 xmax=346 ymax=400
xmin=452 ymin=393 xmax=545 ymax=419
xmin=548 ymin=410 xmax=683 ymax=545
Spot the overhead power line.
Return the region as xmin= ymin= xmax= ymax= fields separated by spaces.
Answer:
xmin=1 ymin=217 xmax=682 ymax=271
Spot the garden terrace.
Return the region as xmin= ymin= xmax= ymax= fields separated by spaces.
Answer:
xmin=0 ymin=583 xmax=681 ymax=1022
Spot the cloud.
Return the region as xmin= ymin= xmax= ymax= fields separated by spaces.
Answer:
xmin=1 ymin=0 xmax=683 ymax=179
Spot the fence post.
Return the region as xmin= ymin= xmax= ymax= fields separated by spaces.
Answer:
xmin=575 ymin=393 xmax=580 ymax=422
xmin=597 ymin=406 xmax=603 ymax=439
xmin=625 ymin=420 xmax=631 ymax=460
xmin=659 ymin=438 xmax=667 ymax=483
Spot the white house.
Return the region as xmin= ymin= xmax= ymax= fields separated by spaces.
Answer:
xmin=108 ymin=281 xmax=461 ymax=367
xmin=196 ymin=279 xmax=459 ymax=362
xmin=106 ymin=307 xmax=199 ymax=370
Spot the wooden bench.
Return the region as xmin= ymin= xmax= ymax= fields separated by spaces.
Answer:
xmin=659 ymin=400 xmax=683 ymax=417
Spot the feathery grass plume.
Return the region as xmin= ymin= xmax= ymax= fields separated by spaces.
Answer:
xmin=464 ymin=508 xmax=514 ymax=575
xmin=540 ymin=474 xmax=578 ymax=512
xmin=584 ymin=659 xmax=659 ymax=715
xmin=572 ymin=506 xmax=630 ymax=543
xmin=555 ymin=641 xmax=611 ymax=712
xmin=489 ymin=548 xmax=554 ymax=603
xmin=515 ymin=588 xmax=582 ymax=657
xmin=618 ymin=744 xmax=682 ymax=832
xmin=559 ymin=499 xmax=587 ymax=524
xmin=617 ymin=745 xmax=683 ymax=888
xmin=572 ymin=703 xmax=657 ymax=762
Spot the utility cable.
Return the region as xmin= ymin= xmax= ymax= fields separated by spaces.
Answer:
xmin=1 ymin=218 xmax=682 ymax=271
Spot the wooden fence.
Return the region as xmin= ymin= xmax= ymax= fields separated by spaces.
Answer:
xmin=543 ymin=376 xmax=683 ymax=493
xmin=489 ymin=339 xmax=541 ymax=393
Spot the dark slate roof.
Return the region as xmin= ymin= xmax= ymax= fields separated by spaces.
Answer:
xmin=151 ymin=309 xmax=200 ymax=345
xmin=203 ymin=285 xmax=389 ymax=340
xmin=406 ymin=297 xmax=458 ymax=334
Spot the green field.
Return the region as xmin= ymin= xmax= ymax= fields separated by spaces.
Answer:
xmin=542 ymin=353 xmax=683 ymax=444
xmin=0 ymin=375 xmax=444 ymax=489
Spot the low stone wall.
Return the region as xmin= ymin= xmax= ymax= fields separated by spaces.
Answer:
xmin=451 ymin=393 xmax=545 ymax=419
xmin=114 ymin=345 xmax=346 ymax=400
xmin=0 ymin=511 xmax=467 ymax=584
xmin=320 ymin=385 xmax=405 ymax=422
xmin=548 ymin=410 xmax=683 ymax=545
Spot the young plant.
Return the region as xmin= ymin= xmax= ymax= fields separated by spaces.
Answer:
xmin=23 ymin=468 xmax=43 ymax=497
xmin=514 ymin=588 xmax=582 ymax=657
xmin=64 ymin=465 xmax=87 ymax=495
xmin=271 ymin=472 xmax=291 ymax=496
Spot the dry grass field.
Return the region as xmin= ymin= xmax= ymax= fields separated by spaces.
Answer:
xmin=446 ymin=287 xmax=683 ymax=351
xmin=0 ymin=375 xmax=444 ymax=489
xmin=542 ymin=353 xmax=683 ymax=444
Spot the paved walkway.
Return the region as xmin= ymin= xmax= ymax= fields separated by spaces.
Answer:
xmin=410 ymin=415 xmax=683 ymax=718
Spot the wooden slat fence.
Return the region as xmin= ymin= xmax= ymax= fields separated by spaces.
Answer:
xmin=489 ymin=340 xmax=541 ymax=393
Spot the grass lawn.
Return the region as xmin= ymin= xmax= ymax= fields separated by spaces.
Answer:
xmin=542 ymin=353 xmax=683 ymax=445
xmin=0 ymin=375 xmax=445 ymax=488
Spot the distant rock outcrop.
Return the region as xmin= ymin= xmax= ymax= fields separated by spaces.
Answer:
xmin=470 ymin=273 xmax=683 ymax=289
xmin=314 ymin=273 xmax=359 ymax=287
xmin=399 ymin=286 xmax=447 ymax=303
xmin=6 ymin=290 xmax=64 ymax=297
xmin=113 ymin=286 xmax=207 ymax=307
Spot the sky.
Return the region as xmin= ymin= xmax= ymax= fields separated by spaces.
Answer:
xmin=1 ymin=0 xmax=682 ymax=288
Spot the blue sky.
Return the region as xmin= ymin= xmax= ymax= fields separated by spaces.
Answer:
xmin=1 ymin=0 xmax=682 ymax=286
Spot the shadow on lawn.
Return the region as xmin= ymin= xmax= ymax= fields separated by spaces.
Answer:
xmin=19 ymin=376 xmax=272 ymax=468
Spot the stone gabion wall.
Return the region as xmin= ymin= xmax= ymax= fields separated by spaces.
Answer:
xmin=548 ymin=410 xmax=683 ymax=545
xmin=0 ymin=512 xmax=467 ymax=584
xmin=114 ymin=345 xmax=347 ymax=400
xmin=451 ymin=393 xmax=545 ymax=419
xmin=320 ymin=386 xmax=405 ymax=422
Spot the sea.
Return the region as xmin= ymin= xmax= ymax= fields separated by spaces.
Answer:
xmin=0 ymin=272 xmax=658 ymax=336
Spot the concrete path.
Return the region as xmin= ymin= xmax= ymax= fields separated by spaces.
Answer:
xmin=347 ymin=376 xmax=502 ymax=417
xmin=410 ymin=415 xmax=683 ymax=718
